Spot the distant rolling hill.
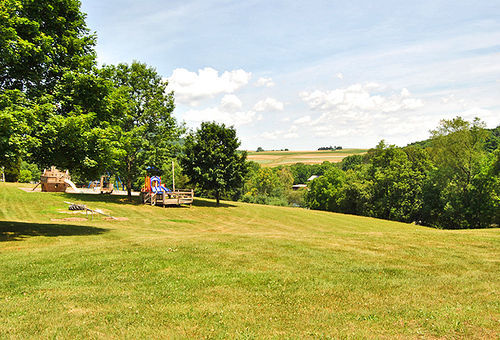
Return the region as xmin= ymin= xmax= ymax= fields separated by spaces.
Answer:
xmin=247 ymin=149 xmax=367 ymax=167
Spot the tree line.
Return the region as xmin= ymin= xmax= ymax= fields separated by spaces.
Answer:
xmin=306 ymin=119 xmax=498 ymax=229
xmin=237 ymin=118 xmax=499 ymax=229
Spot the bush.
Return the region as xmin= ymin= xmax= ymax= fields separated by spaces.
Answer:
xmin=18 ymin=169 xmax=32 ymax=183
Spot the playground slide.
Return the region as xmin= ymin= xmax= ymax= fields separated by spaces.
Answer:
xmin=64 ymin=178 xmax=82 ymax=193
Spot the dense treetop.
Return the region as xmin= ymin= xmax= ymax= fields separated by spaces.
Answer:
xmin=0 ymin=0 xmax=96 ymax=98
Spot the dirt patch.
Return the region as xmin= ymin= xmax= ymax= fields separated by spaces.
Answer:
xmin=18 ymin=187 xmax=41 ymax=192
xmin=103 ymin=217 xmax=129 ymax=221
xmin=247 ymin=155 xmax=281 ymax=160
xmin=58 ymin=210 xmax=94 ymax=215
xmin=289 ymin=154 xmax=345 ymax=159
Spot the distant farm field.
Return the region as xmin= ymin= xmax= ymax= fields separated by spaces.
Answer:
xmin=0 ymin=182 xmax=499 ymax=338
xmin=247 ymin=149 xmax=367 ymax=167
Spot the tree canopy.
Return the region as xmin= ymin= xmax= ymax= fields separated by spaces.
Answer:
xmin=302 ymin=117 xmax=499 ymax=229
xmin=99 ymin=62 xmax=178 ymax=198
xmin=0 ymin=0 xmax=96 ymax=98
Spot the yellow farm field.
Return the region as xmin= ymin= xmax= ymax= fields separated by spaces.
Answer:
xmin=247 ymin=149 xmax=367 ymax=166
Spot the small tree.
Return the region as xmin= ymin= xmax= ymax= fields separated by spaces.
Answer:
xmin=181 ymin=122 xmax=247 ymax=205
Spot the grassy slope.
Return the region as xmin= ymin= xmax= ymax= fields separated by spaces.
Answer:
xmin=247 ymin=149 xmax=367 ymax=167
xmin=0 ymin=182 xmax=498 ymax=339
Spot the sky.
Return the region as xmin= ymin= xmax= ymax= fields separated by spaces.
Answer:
xmin=80 ymin=0 xmax=500 ymax=150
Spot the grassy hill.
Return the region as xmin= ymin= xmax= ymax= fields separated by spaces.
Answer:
xmin=247 ymin=149 xmax=367 ymax=167
xmin=0 ymin=182 xmax=498 ymax=338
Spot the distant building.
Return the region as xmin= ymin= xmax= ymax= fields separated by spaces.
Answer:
xmin=292 ymin=184 xmax=307 ymax=191
xmin=307 ymin=175 xmax=319 ymax=181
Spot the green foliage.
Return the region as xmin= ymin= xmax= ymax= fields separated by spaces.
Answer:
xmin=430 ymin=117 xmax=488 ymax=187
xmin=241 ymin=163 xmax=308 ymax=207
xmin=17 ymin=160 xmax=40 ymax=183
xmin=422 ymin=117 xmax=495 ymax=229
xmin=365 ymin=143 xmax=432 ymax=222
xmin=160 ymin=159 xmax=191 ymax=190
xmin=484 ymin=125 xmax=500 ymax=153
xmin=341 ymin=154 xmax=363 ymax=171
xmin=0 ymin=1 xmax=178 ymax=195
xmin=0 ymin=0 xmax=96 ymax=98
xmin=17 ymin=169 xmax=31 ymax=183
xmin=289 ymin=161 xmax=337 ymax=184
xmin=304 ymin=117 xmax=498 ymax=229
xmin=0 ymin=0 xmax=103 ymax=180
xmin=242 ymin=166 xmax=295 ymax=206
xmin=0 ymin=90 xmax=38 ymax=180
xmin=338 ymin=168 xmax=372 ymax=215
xmin=306 ymin=167 xmax=346 ymax=211
xmin=98 ymin=61 xmax=179 ymax=197
xmin=181 ymin=122 xmax=247 ymax=205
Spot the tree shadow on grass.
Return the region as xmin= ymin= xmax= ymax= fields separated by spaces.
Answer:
xmin=0 ymin=221 xmax=108 ymax=242
xmin=192 ymin=199 xmax=236 ymax=208
xmin=62 ymin=193 xmax=235 ymax=208
xmin=62 ymin=193 xmax=142 ymax=205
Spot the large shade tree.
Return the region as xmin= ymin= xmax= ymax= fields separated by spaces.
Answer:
xmin=0 ymin=0 xmax=97 ymax=179
xmin=0 ymin=0 xmax=96 ymax=98
xmin=181 ymin=122 xmax=248 ymax=205
xmin=99 ymin=62 xmax=178 ymax=198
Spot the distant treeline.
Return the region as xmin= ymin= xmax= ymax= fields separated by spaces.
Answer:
xmin=318 ymin=146 xmax=343 ymax=151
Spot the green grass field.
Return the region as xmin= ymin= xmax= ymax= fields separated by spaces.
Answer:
xmin=247 ymin=149 xmax=367 ymax=167
xmin=0 ymin=182 xmax=499 ymax=338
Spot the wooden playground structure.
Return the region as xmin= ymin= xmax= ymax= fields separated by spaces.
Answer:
xmin=30 ymin=163 xmax=193 ymax=206
xmin=140 ymin=175 xmax=194 ymax=207
xmin=35 ymin=166 xmax=79 ymax=192
xmin=140 ymin=162 xmax=194 ymax=207
xmin=141 ymin=189 xmax=194 ymax=207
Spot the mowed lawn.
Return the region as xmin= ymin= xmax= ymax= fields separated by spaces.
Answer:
xmin=247 ymin=149 xmax=367 ymax=167
xmin=0 ymin=182 xmax=498 ymax=338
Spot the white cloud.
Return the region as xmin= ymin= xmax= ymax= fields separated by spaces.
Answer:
xmin=460 ymin=107 xmax=497 ymax=126
xmin=256 ymin=77 xmax=275 ymax=87
xmin=313 ymin=125 xmax=358 ymax=138
xmin=168 ymin=67 xmax=252 ymax=106
xmin=296 ymin=83 xmax=428 ymax=145
xmin=260 ymin=126 xmax=299 ymax=140
xmin=220 ymin=94 xmax=242 ymax=112
xmin=293 ymin=115 xmax=312 ymax=124
xmin=260 ymin=131 xmax=280 ymax=140
xmin=336 ymin=72 xmax=344 ymax=80
xmin=183 ymin=107 xmax=256 ymax=127
xmin=300 ymin=83 xmax=423 ymax=114
xmin=182 ymin=94 xmax=255 ymax=127
xmin=253 ymin=97 xmax=284 ymax=112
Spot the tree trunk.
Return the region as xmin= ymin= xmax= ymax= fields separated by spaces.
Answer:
xmin=215 ymin=190 xmax=220 ymax=206
xmin=127 ymin=159 xmax=132 ymax=200
xmin=127 ymin=178 xmax=132 ymax=200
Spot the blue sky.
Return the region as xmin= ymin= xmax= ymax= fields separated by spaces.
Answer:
xmin=81 ymin=0 xmax=500 ymax=149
